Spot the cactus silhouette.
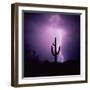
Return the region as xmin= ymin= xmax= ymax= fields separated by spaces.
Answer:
xmin=51 ymin=37 xmax=60 ymax=62
xmin=32 ymin=51 xmax=39 ymax=60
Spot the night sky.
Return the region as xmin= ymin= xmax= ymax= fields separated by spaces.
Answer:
xmin=24 ymin=11 xmax=80 ymax=63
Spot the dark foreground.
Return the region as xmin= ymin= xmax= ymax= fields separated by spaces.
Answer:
xmin=24 ymin=60 xmax=80 ymax=77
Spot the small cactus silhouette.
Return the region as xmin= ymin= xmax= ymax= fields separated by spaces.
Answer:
xmin=32 ymin=50 xmax=39 ymax=60
xmin=51 ymin=37 xmax=60 ymax=62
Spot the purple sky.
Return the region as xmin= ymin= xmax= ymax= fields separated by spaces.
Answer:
xmin=24 ymin=12 xmax=80 ymax=63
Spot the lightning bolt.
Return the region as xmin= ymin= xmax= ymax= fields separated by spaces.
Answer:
xmin=60 ymin=51 xmax=64 ymax=63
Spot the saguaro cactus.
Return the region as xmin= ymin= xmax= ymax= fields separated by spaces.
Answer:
xmin=51 ymin=37 xmax=60 ymax=62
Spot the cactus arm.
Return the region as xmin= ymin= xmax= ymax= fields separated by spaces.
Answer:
xmin=53 ymin=43 xmax=55 ymax=46
xmin=57 ymin=46 xmax=60 ymax=54
xmin=55 ymin=37 xmax=56 ymax=44
xmin=51 ymin=46 xmax=55 ymax=56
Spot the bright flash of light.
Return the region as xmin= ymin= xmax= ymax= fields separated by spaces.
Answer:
xmin=49 ymin=27 xmax=66 ymax=63
xmin=39 ymin=15 xmax=68 ymax=62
